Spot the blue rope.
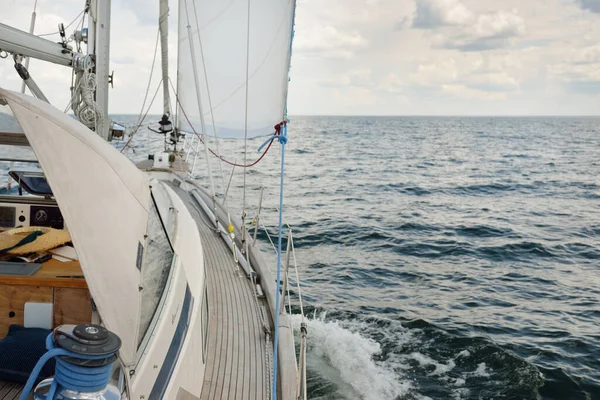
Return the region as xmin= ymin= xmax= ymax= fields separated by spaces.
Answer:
xmin=271 ymin=122 xmax=288 ymax=400
xmin=258 ymin=132 xmax=288 ymax=152
xmin=19 ymin=334 xmax=115 ymax=400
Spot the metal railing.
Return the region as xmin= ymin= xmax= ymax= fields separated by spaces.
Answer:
xmin=251 ymin=199 xmax=308 ymax=400
xmin=181 ymin=131 xmax=202 ymax=176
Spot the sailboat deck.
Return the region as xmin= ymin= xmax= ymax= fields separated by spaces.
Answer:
xmin=0 ymin=381 xmax=25 ymax=400
xmin=170 ymin=185 xmax=271 ymax=400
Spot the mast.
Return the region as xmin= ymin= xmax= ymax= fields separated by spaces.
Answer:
xmin=159 ymin=0 xmax=171 ymax=118
xmin=21 ymin=1 xmax=37 ymax=94
xmin=89 ymin=0 xmax=112 ymax=141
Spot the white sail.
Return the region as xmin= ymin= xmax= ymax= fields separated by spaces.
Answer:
xmin=177 ymin=0 xmax=296 ymax=139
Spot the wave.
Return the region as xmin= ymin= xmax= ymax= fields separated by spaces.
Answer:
xmin=291 ymin=312 xmax=412 ymax=400
xmin=291 ymin=311 xmax=547 ymax=399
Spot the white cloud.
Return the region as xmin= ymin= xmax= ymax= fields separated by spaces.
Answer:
xmin=412 ymin=0 xmax=525 ymax=51
xmin=412 ymin=0 xmax=473 ymax=28
xmin=293 ymin=25 xmax=368 ymax=59
xmin=1 ymin=0 xmax=600 ymax=116
xmin=442 ymin=84 xmax=507 ymax=100
xmin=548 ymin=44 xmax=600 ymax=94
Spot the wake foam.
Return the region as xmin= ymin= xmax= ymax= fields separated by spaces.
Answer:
xmin=291 ymin=312 xmax=412 ymax=400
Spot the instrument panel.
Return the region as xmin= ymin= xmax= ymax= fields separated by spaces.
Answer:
xmin=0 ymin=201 xmax=64 ymax=229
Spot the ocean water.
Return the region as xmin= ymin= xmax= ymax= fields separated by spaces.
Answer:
xmin=120 ymin=115 xmax=600 ymax=399
xmin=4 ymin=113 xmax=599 ymax=399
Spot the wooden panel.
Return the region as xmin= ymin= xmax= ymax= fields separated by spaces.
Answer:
xmin=53 ymin=287 xmax=92 ymax=326
xmin=0 ymin=285 xmax=53 ymax=337
xmin=0 ymin=259 xmax=86 ymax=289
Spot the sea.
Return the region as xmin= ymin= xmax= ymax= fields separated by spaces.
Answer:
xmin=5 ymin=114 xmax=600 ymax=399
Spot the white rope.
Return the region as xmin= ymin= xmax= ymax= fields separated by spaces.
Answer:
xmin=71 ymin=66 xmax=103 ymax=130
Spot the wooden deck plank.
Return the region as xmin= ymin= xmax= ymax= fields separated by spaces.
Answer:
xmin=202 ymin=265 xmax=218 ymax=397
xmin=202 ymin=235 xmax=225 ymax=400
xmin=4 ymin=384 xmax=23 ymax=400
xmin=171 ymin=185 xmax=270 ymax=400
xmin=0 ymin=382 xmax=17 ymax=400
xmin=212 ymin=245 xmax=231 ymax=400
xmin=232 ymin=265 xmax=248 ymax=400
xmin=221 ymin=247 xmax=237 ymax=400
xmin=244 ymin=276 xmax=260 ymax=400
xmin=207 ymin=264 xmax=223 ymax=400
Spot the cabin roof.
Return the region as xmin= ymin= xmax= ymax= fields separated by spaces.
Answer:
xmin=0 ymin=87 xmax=150 ymax=366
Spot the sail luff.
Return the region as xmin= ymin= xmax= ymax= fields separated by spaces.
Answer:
xmin=281 ymin=0 xmax=297 ymax=119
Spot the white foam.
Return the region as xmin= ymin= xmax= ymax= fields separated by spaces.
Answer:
xmin=453 ymin=378 xmax=466 ymax=386
xmin=409 ymin=352 xmax=456 ymax=376
xmin=291 ymin=313 xmax=412 ymax=400
xmin=472 ymin=362 xmax=490 ymax=377
xmin=456 ymin=350 xmax=470 ymax=358
xmin=451 ymin=387 xmax=470 ymax=400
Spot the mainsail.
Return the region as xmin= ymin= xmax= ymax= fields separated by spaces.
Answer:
xmin=177 ymin=0 xmax=296 ymax=139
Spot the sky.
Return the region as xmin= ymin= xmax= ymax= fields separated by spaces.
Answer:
xmin=0 ymin=0 xmax=599 ymax=115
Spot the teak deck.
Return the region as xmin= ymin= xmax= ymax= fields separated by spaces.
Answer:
xmin=172 ymin=186 xmax=271 ymax=400
xmin=0 ymin=381 xmax=25 ymax=400
xmin=1 ymin=190 xmax=273 ymax=399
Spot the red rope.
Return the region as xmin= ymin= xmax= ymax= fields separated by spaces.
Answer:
xmin=174 ymin=92 xmax=278 ymax=168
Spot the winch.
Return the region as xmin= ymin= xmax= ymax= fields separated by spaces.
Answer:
xmin=19 ymin=324 xmax=121 ymax=400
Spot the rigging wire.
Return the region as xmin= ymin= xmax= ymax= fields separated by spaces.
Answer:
xmin=190 ymin=1 xmax=227 ymax=199
xmin=120 ymin=29 xmax=161 ymax=154
xmin=136 ymin=29 xmax=161 ymax=129
xmin=120 ymin=80 xmax=163 ymax=154
xmin=242 ymin=0 xmax=252 ymax=253
xmin=169 ymin=78 xmax=277 ymax=168
xmin=36 ymin=9 xmax=85 ymax=37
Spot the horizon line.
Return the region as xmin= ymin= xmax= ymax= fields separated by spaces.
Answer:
xmin=108 ymin=113 xmax=600 ymax=118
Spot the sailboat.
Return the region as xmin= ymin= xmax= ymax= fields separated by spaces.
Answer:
xmin=0 ymin=0 xmax=307 ymax=399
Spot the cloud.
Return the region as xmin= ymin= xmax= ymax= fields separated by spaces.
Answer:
xmin=412 ymin=0 xmax=473 ymax=28
xmin=117 ymin=0 xmax=159 ymax=25
xmin=442 ymin=84 xmax=507 ymax=100
xmin=318 ymin=69 xmax=374 ymax=87
xmin=549 ymin=45 xmax=600 ymax=75
xmin=578 ymin=0 xmax=600 ymax=13
xmin=408 ymin=53 xmax=522 ymax=101
xmin=293 ymin=25 xmax=367 ymax=58
xmin=411 ymin=0 xmax=525 ymax=51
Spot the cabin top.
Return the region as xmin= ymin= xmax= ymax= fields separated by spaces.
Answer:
xmin=0 ymin=87 xmax=152 ymax=365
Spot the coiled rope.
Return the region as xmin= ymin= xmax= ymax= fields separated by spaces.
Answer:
xmin=72 ymin=66 xmax=103 ymax=130
xmin=19 ymin=334 xmax=116 ymax=400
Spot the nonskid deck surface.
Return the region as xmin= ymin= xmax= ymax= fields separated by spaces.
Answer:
xmin=0 ymin=381 xmax=25 ymax=400
xmin=170 ymin=185 xmax=271 ymax=400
